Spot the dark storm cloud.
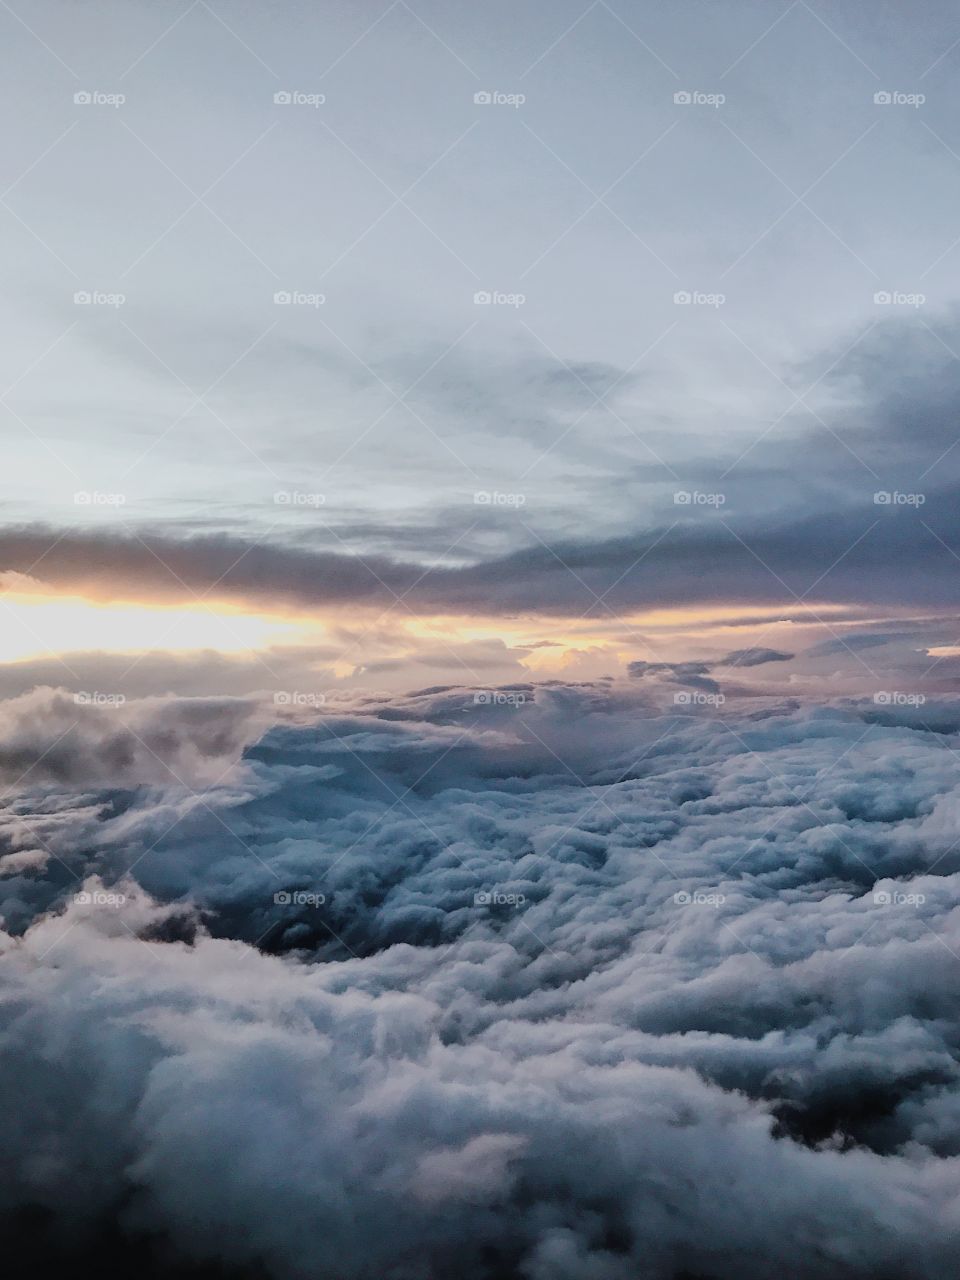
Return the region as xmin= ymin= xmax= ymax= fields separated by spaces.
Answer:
xmin=5 ymin=682 xmax=960 ymax=1277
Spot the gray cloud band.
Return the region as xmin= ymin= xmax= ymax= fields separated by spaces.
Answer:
xmin=2 ymin=491 xmax=959 ymax=617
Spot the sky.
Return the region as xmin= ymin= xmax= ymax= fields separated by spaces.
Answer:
xmin=3 ymin=0 xmax=960 ymax=696
xmin=5 ymin=4 xmax=960 ymax=1279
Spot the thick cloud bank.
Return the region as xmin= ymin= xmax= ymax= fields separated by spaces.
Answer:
xmin=4 ymin=683 xmax=960 ymax=1278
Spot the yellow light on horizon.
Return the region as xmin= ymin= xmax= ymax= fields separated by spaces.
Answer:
xmin=0 ymin=591 xmax=305 ymax=662
xmin=0 ymin=586 xmax=881 ymax=675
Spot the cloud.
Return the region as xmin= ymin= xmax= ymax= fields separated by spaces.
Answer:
xmin=0 ymin=686 xmax=260 ymax=788
xmin=626 ymin=648 xmax=794 ymax=692
xmin=0 ymin=486 xmax=955 ymax=623
xmin=715 ymin=648 xmax=795 ymax=667
xmin=11 ymin=308 xmax=960 ymax=632
xmin=4 ymin=682 xmax=960 ymax=1275
xmin=626 ymin=659 xmax=719 ymax=692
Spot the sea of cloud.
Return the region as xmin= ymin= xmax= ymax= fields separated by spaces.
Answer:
xmin=3 ymin=679 xmax=960 ymax=1278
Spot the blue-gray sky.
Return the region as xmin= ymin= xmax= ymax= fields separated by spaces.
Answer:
xmin=3 ymin=0 xmax=960 ymax=690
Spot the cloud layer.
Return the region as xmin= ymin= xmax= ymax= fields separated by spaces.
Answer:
xmin=4 ymin=682 xmax=960 ymax=1277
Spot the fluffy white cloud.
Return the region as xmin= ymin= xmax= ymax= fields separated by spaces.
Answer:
xmin=3 ymin=681 xmax=960 ymax=1277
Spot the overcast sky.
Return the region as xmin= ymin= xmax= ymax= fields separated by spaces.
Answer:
xmin=4 ymin=0 xmax=960 ymax=691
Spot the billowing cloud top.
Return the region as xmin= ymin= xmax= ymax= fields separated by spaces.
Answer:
xmin=4 ymin=681 xmax=960 ymax=1278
